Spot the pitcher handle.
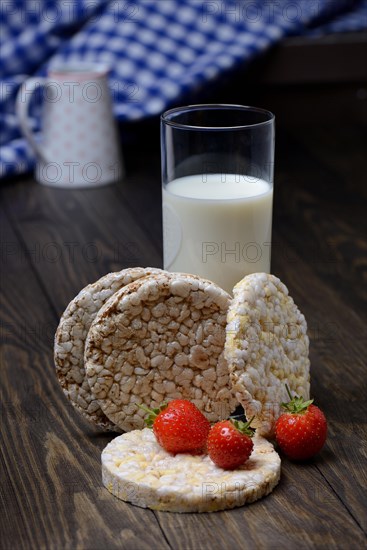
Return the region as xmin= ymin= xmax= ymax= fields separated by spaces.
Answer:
xmin=16 ymin=77 xmax=50 ymax=163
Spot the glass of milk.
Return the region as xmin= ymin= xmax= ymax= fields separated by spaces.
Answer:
xmin=161 ymin=104 xmax=275 ymax=294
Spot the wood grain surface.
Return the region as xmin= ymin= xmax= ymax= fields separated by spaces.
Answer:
xmin=1 ymin=125 xmax=366 ymax=550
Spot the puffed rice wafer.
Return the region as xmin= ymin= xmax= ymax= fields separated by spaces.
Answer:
xmin=225 ymin=273 xmax=310 ymax=437
xmin=54 ymin=267 xmax=162 ymax=430
xmin=102 ymin=428 xmax=281 ymax=512
xmin=85 ymin=272 xmax=238 ymax=431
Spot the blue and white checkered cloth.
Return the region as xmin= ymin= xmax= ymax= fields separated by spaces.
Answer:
xmin=1 ymin=0 xmax=366 ymax=178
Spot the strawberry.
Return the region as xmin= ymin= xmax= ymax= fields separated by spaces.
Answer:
xmin=275 ymin=385 xmax=327 ymax=460
xmin=140 ymin=399 xmax=210 ymax=455
xmin=207 ymin=418 xmax=255 ymax=470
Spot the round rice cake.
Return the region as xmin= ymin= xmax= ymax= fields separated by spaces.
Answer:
xmin=102 ymin=428 xmax=281 ymax=512
xmin=225 ymin=273 xmax=310 ymax=437
xmin=54 ymin=267 xmax=162 ymax=430
xmin=85 ymin=272 xmax=238 ymax=431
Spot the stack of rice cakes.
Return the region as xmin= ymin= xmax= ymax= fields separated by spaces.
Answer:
xmin=54 ymin=269 xmax=310 ymax=512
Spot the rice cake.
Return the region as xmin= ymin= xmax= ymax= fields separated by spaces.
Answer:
xmin=54 ymin=267 xmax=162 ymax=430
xmin=85 ymin=272 xmax=238 ymax=431
xmin=225 ymin=273 xmax=310 ymax=437
xmin=102 ymin=428 xmax=281 ymax=512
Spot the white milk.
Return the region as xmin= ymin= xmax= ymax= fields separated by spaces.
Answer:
xmin=162 ymin=174 xmax=273 ymax=294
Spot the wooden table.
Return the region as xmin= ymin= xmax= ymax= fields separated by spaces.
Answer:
xmin=1 ymin=123 xmax=366 ymax=549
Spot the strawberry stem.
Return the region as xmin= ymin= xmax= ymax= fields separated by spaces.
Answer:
xmin=285 ymin=383 xmax=293 ymax=401
xmin=282 ymin=384 xmax=314 ymax=414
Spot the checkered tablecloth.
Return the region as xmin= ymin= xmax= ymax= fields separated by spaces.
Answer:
xmin=1 ymin=0 xmax=366 ymax=178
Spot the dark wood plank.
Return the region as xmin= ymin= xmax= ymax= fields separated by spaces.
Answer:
xmin=290 ymin=125 xmax=367 ymax=201
xmin=156 ymin=458 xmax=366 ymax=550
xmin=0 ymin=206 xmax=169 ymax=550
xmin=273 ymin=128 xmax=367 ymax=316
xmin=116 ymin=149 xmax=163 ymax=252
xmin=272 ymin=236 xmax=367 ymax=532
xmin=270 ymin=128 xmax=367 ymax=531
xmin=1 ymin=177 xmax=162 ymax=316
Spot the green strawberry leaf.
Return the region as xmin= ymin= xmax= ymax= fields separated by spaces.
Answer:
xmin=230 ymin=416 xmax=256 ymax=437
xmin=138 ymin=402 xmax=167 ymax=428
xmin=281 ymin=384 xmax=314 ymax=414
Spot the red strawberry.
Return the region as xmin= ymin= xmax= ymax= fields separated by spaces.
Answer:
xmin=207 ymin=418 xmax=255 ymax=470
xmin=140 ymin=399 xmax=210 ymax=455
xmin=275 ymin=385 xmax=327 ymax=460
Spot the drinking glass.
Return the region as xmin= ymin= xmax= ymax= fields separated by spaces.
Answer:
xmin=161 ymin=104 xmax=275 ymax=294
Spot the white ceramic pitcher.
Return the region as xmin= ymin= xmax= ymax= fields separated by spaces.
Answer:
xmin=16 ymin=63 xmax=124 ymax=188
